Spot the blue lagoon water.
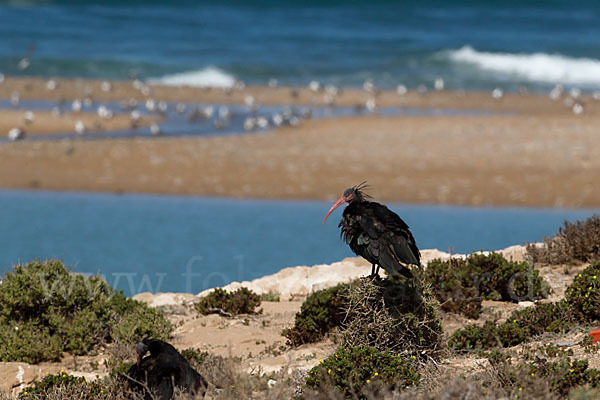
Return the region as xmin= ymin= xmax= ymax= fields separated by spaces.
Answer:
xmin=1 ymin=1 xmax=600 ymax=91
xmin=1 ymin=190 xmax=597 ymax=296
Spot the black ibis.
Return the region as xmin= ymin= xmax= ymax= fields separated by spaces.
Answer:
xmin=126 ymin=338 xmax=207 ymax=399
xmin=323 ymin=183 xmax=420 ymax=278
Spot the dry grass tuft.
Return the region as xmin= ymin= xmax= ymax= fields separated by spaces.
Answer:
xmin=527 ymin=215 xmax=600 ymax=265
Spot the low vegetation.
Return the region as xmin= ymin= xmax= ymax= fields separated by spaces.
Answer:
xmin=340 ymin=276 xmax=443 ymax=358
xmin=449 ymin=301 xmax=574 ymax=351
xmin=0 ymin=260 xmax=172 ymax=363
xmin=450 ymin=261 xmax=600 ymax=351
xmin=527 ymin=214 xmax=600 ymax=265
xmin=283 ymin=282 xmax=352 ymax=346
xmin=565 ymin=261 xmax=600 ymax=323
xmin=305 ymin=345 xmax=420 ymax=398
xmin=424 ymin=252 xmax=549 ymax=318
xmin=195 ymin=287 xmax=262 ymax=316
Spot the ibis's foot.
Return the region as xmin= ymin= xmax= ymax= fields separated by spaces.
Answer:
xmin=368 ymin=273 xmax=380 ymax=282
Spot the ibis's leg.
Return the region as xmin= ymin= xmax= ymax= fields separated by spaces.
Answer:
xmin=370 ymin=264 xmax=376 ymax=277
xmin=375 ymin=265 xmax=380 ymax=276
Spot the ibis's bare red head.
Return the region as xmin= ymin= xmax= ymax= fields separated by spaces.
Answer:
xmin=323 ymin=182 xmax=369 ymax=224
xmin=136 ymin=341 xmax=149 ymax=367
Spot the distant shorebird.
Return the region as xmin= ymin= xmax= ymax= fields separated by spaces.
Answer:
xmin=365 ymin=98 xmax=377 ymax=113
xmin=492 ymin=88 xmax=504 ymax=99
xmin=150 ymin=123 xmax=162 ymax=136
xmin=308 ymin=80 xmax=321 ymax=92
xmin=72 ymin=99 xmax=82 ymax=113
xmin=363 ymin=79 xmax=375 ymax=93
xmin=74 ymin=121 xmax=86 ymax=135
xmin=130 ymin=110 xmax=142 ymax=127
xmin=0 ymin=73 xmax=5 ymax=84
xmin=434 ymin=78 xmax=444 ymax=91
xmin=46 ymin=79 xmax=58 ymax=91
xmin=243 ymin=116 xmax=256 ymax=131
xmin=549 ymin=84 xmax=563 ymax=100
xmin=101 ymin=81 xmax=112 ymax=92
xmin=23 ymin=111 xmax=34 ymax=125
xmin=97 ymin=105 xmax=113 ymax=120
xmin=10 ymin=91 xmax=20 ymax=107
xmin=8 ymin=128 xmax=25 ymax=141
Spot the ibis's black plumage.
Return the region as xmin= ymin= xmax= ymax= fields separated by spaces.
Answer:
xmin=126 ymin=338 xmax=207 ymax=400
xmin=324 ymin=183 xmax=420 ymax=278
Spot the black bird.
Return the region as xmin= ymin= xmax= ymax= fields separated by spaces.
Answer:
xmin=126 ymin=338 xmax=207 ymax=399
xmin=323 ymin=183 xmax=420 ymax=278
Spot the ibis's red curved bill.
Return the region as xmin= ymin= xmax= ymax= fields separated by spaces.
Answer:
xmin=323 ymin=197 xmax=345 ymax=224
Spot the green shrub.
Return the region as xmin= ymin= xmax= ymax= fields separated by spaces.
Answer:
xmin=195 ymin=287 xmax=262 ymax=316
xmin=283 ymin=283 xmax=352 ymax=346
xmin=424 ymin=257 xmax=482 ymax=319
xmin=19 ymin=371 xmax=103 ymax=398
xmin=340 ymin=276 xmax=443 ymax=358
xmin=565 ymin=261 xmax=600 ymax=323
xmin=526 ymin=215 xmax=600 ymax=264
xmin=305 ymin=345 xmax=420 ymax=398
xmin=425 ymin=253 xmax=549 ymax=319
xmin=449 ymin=301 xmax=573 ymax=351
xmin=0 ymin=260 xmax=172 ymax=363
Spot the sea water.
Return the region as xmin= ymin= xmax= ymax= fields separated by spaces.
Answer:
xmin=1 ymin=190 xmax=597 ymax=295
xmin=1 ymin=1 xmax=600 ymax=92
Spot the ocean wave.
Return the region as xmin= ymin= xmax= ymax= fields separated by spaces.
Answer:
xmin=446 ymin=45 xmax=600 ymax=85
xmin=148 ymin=67 xmax=236 ymax=88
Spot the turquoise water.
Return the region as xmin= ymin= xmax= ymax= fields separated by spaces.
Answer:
xmin=1 ymin=190 xmax=597 ymax=295
xmin=1 ymin=1 xmax=600 ymax=91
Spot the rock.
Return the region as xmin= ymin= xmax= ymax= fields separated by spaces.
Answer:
xmin=195 ymin=245 xmax=527 ymax=300
xmin=133 ymin=292 xmax=198 ymax=307
xmin=0 ymin=362 xmax=59 ymax=394
xmin=197 ymin=258 xmax=371 ymax=300
xmin=518 ymin=301 xmax=535 ymax=308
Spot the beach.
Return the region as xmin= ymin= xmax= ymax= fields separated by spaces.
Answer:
xmin=1 ymin=77 xmax=599 ymax=208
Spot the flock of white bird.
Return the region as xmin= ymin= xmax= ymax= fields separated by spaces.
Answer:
xmin=2 ymin=71 xmax=599 ymax=142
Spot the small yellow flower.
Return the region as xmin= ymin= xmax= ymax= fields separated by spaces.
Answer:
xmin=318 ymin=359 xmax=322 ymax=363
xmin=531 ymin=372 xmax=535 ymax=376
xmin=328 ymin=369 xmax=331 ymax=374
xmin=513 ymin=319 xmax=517 ymax=323
xmin=100 ymin=390 xmax=104 ymax=394
xmin=61 ymin=369 xmax=64 ymax=373
xmin=570 ymin=369 xmax=574 ymax=373
xmin=519 ymin=387 xmax=523 ymax=391
xmin=374 ymin=372 xmax=378 ymax=376
xmin=411 ymin=355 xmax=416 ymax=359
xmin=579 ymin=274 xmax=582 ymax=277
xmin=594 ymin=276 xmax=597 ymax=279
xmin=62 ymin=374 xmax=66 ymax=378
xmin=23 ymin=392 xmax=27 ymax=395
xmin=366 ymin=379 xmax=370 ymax=384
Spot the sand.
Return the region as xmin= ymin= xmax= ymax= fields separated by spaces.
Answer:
xmin=1 ymin=76 xmax=599 ymax=208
